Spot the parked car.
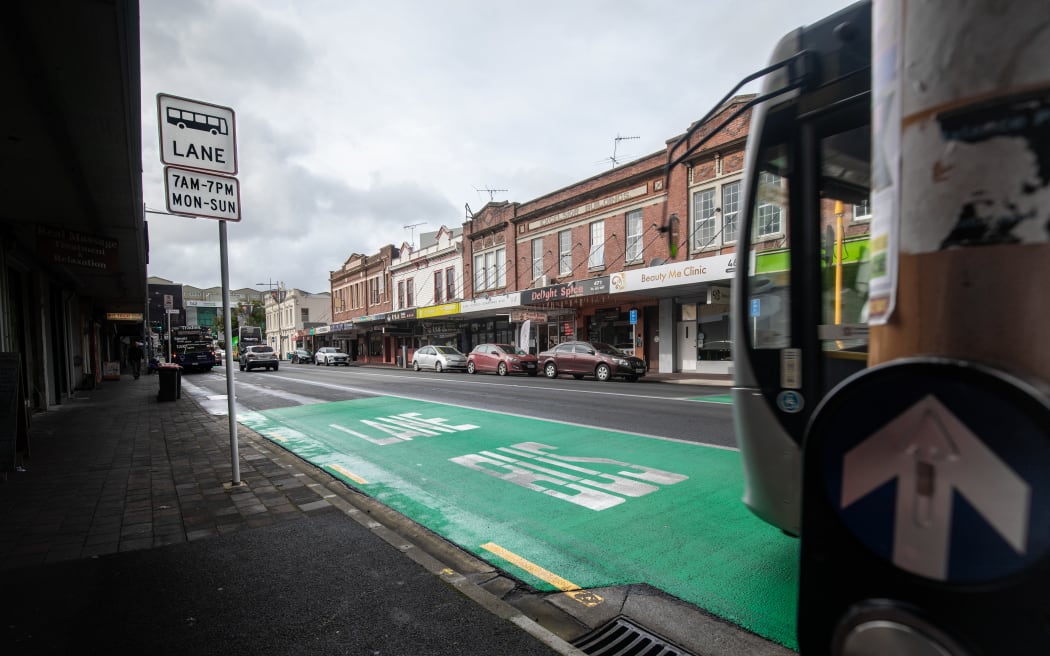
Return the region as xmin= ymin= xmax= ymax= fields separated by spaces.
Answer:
xmin=537 ymin=340 xmax=646 ymax=382
xmin=291 ymin=348 xmax=313 ymax=364
xmin=411 ymin=345 xmax=467 ymax=372
xmin=314 ymin=346 xmax=350 ymax=366
xmin=173 ymin=342 xmax=217 ymax=372
xmin=239 ymin=345 xmax=279 ymax=372
xmin=467 ymin=343 xmax=539 ymax=376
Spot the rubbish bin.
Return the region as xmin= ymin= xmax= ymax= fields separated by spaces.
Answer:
xmin=396 ymin=355 xmax=404 ymax=368
xmin=157 ymin=364 xmax=182 ymax=402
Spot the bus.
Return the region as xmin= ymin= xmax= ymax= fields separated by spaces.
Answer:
xmin=728 ymin=1 xmax=874 ymax=538
xmin=171 ymin=325 xmax=214 ymax=352
xmin=234 ymin=325 xmax=262 ymax=358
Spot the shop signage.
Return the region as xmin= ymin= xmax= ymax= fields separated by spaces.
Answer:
xmin=417 ymin=303 xmax=461 ymax=319
xmin=106 ymin=312 xmax=143 ymax=321
xmin=353 ymin=314 xmax=384 ymax=323
xmin=315 ymin=325 xmax=332 ymax=334
xmin=386 ymin=309 xmax=416 ymax=321
xmin=460 ymin=292 xmax=519 ymax=314
xmin=511 ymin=310 xmax=548 ymax=322
xmin=37 ymin=225 xmax=119 ymax=272
xmin=520 ymin=276 xmax=609 ymax=305
xmin=609 ymin=254 xmax=735 ymax=293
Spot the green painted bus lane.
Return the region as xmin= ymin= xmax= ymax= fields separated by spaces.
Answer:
xmin=240 ymin=397 xmax=799 ymax=649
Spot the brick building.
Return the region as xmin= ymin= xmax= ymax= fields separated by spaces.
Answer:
xmin=325 ymin=95 xmax=756 ymax=374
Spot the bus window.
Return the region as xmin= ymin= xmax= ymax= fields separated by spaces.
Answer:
xmin=748 ymin=143 xmax=792 ymax=350
xmin=819 ymin=124 xmax=871 ymax=359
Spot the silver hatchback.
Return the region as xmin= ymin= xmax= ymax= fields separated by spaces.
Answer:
xmin=411 ymin=345 xmax=467 ymax=372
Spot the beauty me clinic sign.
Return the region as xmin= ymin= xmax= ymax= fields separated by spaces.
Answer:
xmin=609 ymin=254 xmax=736 ymax=293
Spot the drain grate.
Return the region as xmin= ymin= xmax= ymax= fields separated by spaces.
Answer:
xmin=572 ymin=616 xmax=695 ymax=656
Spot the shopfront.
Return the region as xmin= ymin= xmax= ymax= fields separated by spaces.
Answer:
xmin=609 ymin=254 xmax=736 ymax=374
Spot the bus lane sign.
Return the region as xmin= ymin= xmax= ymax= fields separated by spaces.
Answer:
xmin=157 ymin=93 xmax=237 ymax=175
xmin=165 ymin=167 xmax=241 ymax=221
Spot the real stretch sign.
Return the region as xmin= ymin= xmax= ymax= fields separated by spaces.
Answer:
xmin=157 ymin=94 xmax=238 ymax=175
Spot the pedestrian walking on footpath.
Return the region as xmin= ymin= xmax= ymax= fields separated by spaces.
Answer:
xmin=128 ymin=341 xmax=144 ymax=379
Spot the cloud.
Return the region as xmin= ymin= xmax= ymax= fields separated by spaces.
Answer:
xmin=141 ymin=0 xmax=855 ymax=292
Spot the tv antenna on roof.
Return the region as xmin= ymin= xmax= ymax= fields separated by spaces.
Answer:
xmin=474 ymin=186 xmax=508 ymax=201
xmin=607 ymin=133 xmax=640 ymax=166
xmin=403 ymin=222 xmax=427 ymax=247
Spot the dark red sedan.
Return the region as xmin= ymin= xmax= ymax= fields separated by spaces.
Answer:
xmin=466 ymin=343 xmax=539 ymax=376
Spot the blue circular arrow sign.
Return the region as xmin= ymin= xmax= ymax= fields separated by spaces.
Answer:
xmin=810 ymin=358 xmax=1050 ymax=584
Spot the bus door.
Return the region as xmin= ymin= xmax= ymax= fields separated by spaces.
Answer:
xmin=742 ymin=96 xmax=872 ymax=442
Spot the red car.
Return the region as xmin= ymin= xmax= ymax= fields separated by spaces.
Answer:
xmin=466 ymin=343 xmax=539 ymax=376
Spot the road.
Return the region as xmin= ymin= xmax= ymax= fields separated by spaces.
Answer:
xmin=178 ymin=363 xmax=800 ymax=651
xmin=185 ymin=362 xmax=737 ymax=448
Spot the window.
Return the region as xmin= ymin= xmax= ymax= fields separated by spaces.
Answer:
xmin=756 ymin=171 xmax=784 ymax=237
xmin=434 ymin=272 xmax=443 ymax=304
xmin=692 ymin=188 xmax=717 ymax=250
xmin=406 ymin=279 xmax=414 ymax=307
xmin=301 ymin=308 xmax=309 ymax=323
xmin=559 ymin=230 xmax=572 ymax=276
xmin=853 ymin=198 xmax=871 ymax=222
xmin=722 ymin=180 xmax=741 ymax=244
xmin=473 ymin=247 xmax=505 ymax=292
xmin=589 ymin=221 xmax=604 ymax=268
xmin=532 ymin=238 xmax=544 ymax=280
xmin=398 ymin=281 xmax=405 ymax=308
xmin=369 ymin=277 xmax=380 ymax=305
xmin=626 ymin=210 xmax=643 ymax=263
xmin=445 ymin=267 xmax=456 ymax=300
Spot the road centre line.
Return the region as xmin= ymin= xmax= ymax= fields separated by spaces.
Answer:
xmin=262 ymin=366 xmax=702 ymax=403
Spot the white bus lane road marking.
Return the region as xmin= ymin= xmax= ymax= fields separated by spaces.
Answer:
xmin=233 ymin=396 xmax=799 ymax=647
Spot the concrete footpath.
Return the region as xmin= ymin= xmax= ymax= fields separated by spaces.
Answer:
xmin=0 ymin=371 xmax=788 ymax=656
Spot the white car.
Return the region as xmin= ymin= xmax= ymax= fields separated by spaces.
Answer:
xmin=239 ymin=345 xmax=279 ymax=372
xmin=314 ymin=346 xmax=350 ymax=366
xmin=411 ymin=345 xmax=467 ymax=372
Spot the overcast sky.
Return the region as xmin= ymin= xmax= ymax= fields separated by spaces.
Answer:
xmin=140 ymin=0 xmax=854 ymax=293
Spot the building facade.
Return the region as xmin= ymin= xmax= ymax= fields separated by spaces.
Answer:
xmin=263 ymin=287 xmax=332 ymax=359
xmin=318 ymin=96 xmax=757 ymax=374
xmin=328 ymin=245 xmax=398 ymax=363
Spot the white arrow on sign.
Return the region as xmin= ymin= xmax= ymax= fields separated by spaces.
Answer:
xmin=841 ymin=394 xmax=1031 ymax=581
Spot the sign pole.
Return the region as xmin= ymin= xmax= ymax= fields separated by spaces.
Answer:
xmin=219 ymin=220 xmax=241 ymax=485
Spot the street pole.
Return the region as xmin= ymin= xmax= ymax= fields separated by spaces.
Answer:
xmin=220 ymin=220 xmax=241 ymax=486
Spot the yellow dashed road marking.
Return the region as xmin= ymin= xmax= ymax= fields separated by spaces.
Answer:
xmin=481 ymin=541 xmax=603 ymax=606
xmin=326 ymin=463 xmax=368 ymax=484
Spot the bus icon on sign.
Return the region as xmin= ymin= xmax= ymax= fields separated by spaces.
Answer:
xmin=166 ymin=107 xmax=228 ymax=136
